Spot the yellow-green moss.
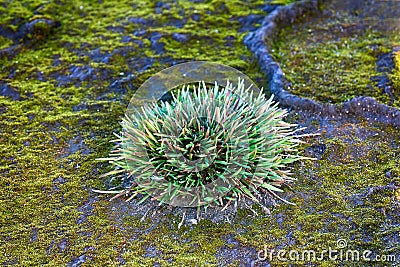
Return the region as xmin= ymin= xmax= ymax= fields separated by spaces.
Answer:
xmin=0 ymin=0 xmax=268 ymax=265
xmin=0 ymin=36 xmax=13 ymax=49
xmin=270 ymin=0 xmax=299 ymax=4
xmin=235 ymin=123 xmax=400 ymax=266
xmin=391 ymin=51 xmax=400 ymax=106
xmin=1 ymin=0 xmax=399 ymax=266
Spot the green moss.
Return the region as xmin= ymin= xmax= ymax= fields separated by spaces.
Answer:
xmin=391 ymin=51 xmax=400 ymax=106
xmin=0 ymin=0 xmax=269 ymax=265
xmin=271 ymin=2 xmax=400 ymax=106
xmin=270 ymin=0 xmax=299 ymax=5
xmin=0 ymin=35 xmax=13 ymax=49
xmin=236 ymin=123 xmax=400 ymax=266
xmin=1 ymin=0 xmax=399 ymax=265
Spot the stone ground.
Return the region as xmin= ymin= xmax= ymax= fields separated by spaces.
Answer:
xmin=0 ymin=0 xmax=399 ymax=266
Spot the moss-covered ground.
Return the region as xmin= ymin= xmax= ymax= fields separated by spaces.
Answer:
xmin=392 ymin=51 xmax=400 ymax=97
xmin=272 ymin=0 xmax=400 ymax=107
xmin=1 ymin=0 xmax=399 ymax=266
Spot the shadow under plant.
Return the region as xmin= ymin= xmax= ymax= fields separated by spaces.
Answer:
xmin=0 ymin=0 xmax=399 ymax=266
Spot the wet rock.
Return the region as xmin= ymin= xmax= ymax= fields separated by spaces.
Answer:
xmin=0 ymin=44 xmax=20 ymax=59
xmin=72 ymin=102 xmax=104 ymax=112
xmin=110 ymin=47 xmax=135 ymax=59
xmin=120 ymin=35 xmax=131 ymax=43
xmin=0 ymin=105 xmax=7 ymax=114
xmin=88 ymin=48 xmax=111 ymax=64
xmin=52 ymin=176 xmax=67 ymax=192
xmin=52 ymin=54 xmax=63 ymax=67
xmin=238 ymin=14 xmax=265 ymax=32
xmin=27 ymin=114 xmax=35 ymax=121
xmin=133 ymin=29 xmax=146 ymax=37
xmin=144 ymin=245 xmax=161 ymax=258
xmin=127 ymin=57 xmax=154 ymax=73
xmin=370 ymin=51 xmax=397 ymax=101
xmin=67 ymin=255 xmax=87 ymax=267
xmin=106 ymin=25 xmax=125 ymax=33
xmin=1 ymin=17 xmax=58 ymax=49
xmin=172 ymin=32 xmax=189 ymax=43
xmin=128 ymin=16 xmax=156 ymax=27
xmin=58 ymin=238 xmax=68 ymax=253
xmin=261 ymin=4 xmax=278 ymax=13
xmin=0 ymin=25 xmax=15 ymax=40
xmin=35 ymin=70 xmax=47 ymax=82
xmin=54 ymin=65 xmax=111 ymax=87
xmin=30 ymin=228 xmax=38 ymax=242
xmin=155 ymin=1 xmax=171 ymax=14
xmin=376 ymin=52 xmax=395 ymax=73
xmin=68 ymin=66 xmax=97 ymax=81
xmin=2 ymin=259 xmax=18 ymax=266
xmin=109 ymin=73 xmax=137 ymax=95
xmin=53 ymin=176 xmax=67 ymax=184
xmin=224 ymin=35 xmax=235 ymax=47
xmin=59 ymin=135 xmax=91 ymax=157
xmin=0 ymin=83 xmax=21 ymax=101
xmin=17 ymin=18 xmax=59 ymax=44
xmin=222 ymin=234 xmax=239 ymax=246
xmin=120 ymin=35 xmax=142 ymax=45
xmin=165 ymin=18 xmax=188 ymax=28
xmin=149 ymin=31 xmax=165 ymax=54
xmin=275 ymin=212 xmax=284 ymax=226
xmin=55 ymin=65 xmax=96 ymax=86
xmin=76 ymin=197 xmax=96 ymax=225
xmin=305 ymin=143 xmax=326 ymax=159
xmin=191 ymin=13 xmax=201 ymax=22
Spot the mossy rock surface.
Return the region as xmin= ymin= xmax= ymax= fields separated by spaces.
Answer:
xmin=272 ymin=0 xmax=400 ymax=106
xmin=1 ymin=0 xmax=399 ymax=266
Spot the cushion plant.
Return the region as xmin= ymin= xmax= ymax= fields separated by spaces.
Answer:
xmin=96 ymin=78 xmax=310 ymax=209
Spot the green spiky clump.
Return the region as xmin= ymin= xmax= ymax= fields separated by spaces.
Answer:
xmin=99 ymin=80 xmax=307 ymax=208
